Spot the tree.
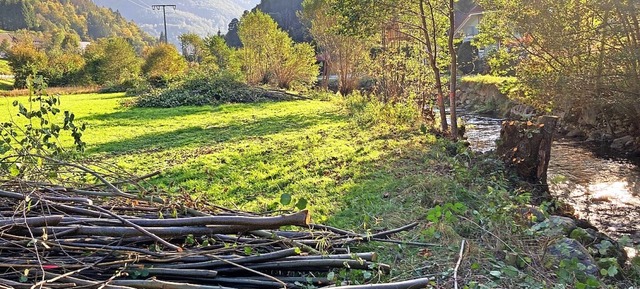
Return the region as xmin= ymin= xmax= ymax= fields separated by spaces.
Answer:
xmin=333 ymin=0 xmax=461 ymax=138
xmin=83 ymin=37 xmax=141 ymax=85
xmin=224 ymin=18 xmax=242 ymax=48
xmin=477 ymin=0 xmax=640 ymax=123
xmin=254 ymin=0 xmax=309 ymax=42
xmin=142 ymin=43 xmax=187 ymax=84
xmin=179 ymin=33 xmax=206 ymax=63
xmin=203 ymin=35 xmax=241 ymax=73
xmin=238 ymin=10 xmax=318 ymax=89
xmin=43 ymin=49 xmax=85 ymax=86
xmin=6 ymin=41 xmax=47 ymax=88
xmin=301 ymin=0 xmax=373 ymax=95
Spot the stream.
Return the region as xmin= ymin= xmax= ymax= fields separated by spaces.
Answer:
xmin=462 ymin=114 xmax=640 ymax=246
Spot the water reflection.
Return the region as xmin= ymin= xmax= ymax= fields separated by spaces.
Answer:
xmin=462 ymin=114 xmax=640 ymax=243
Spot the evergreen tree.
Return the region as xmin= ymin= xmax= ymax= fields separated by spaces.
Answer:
xmin=225 ymin=18 xmax=242 ymax=48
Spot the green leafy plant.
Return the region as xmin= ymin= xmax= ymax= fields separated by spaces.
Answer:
xmin=0 ymin=75 xmax=86 ymax=177
xmin=279 ymin=193 xmax=308 ymax=210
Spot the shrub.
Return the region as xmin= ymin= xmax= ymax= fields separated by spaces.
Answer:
xmin=142 ymin=44 xmax=188 ymax=86
xmin=6 ymin=41 xmax=47 ymax=88
xmin=343 ymin=91 xmax=420 ymax=127
xmin=132 ymin=71 xmax=296 ymax=108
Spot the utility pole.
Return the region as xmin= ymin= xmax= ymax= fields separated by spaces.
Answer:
xmin=152 ymin=4 xmax=176 ymax=43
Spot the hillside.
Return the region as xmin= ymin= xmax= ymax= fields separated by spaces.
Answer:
xmin=0 ymin=0 xmax=153 ymax=45
xmin=92 ymin=0 xmax=260 ymax=45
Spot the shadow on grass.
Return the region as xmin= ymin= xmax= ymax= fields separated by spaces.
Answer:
xmin=88 ymin=111 xmax=346 ymax=154
xmin=0 ymin=79 xmax=13 ymax=91
xmin=83 ymin=101 xmax=287 ymax=122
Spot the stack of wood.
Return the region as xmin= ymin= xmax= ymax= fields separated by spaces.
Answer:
xmin=0 ymin=162 xmax=430 ymax=289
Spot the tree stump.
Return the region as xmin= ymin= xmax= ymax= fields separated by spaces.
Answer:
xmin=496 ymin=116 xmax=558 ymax=195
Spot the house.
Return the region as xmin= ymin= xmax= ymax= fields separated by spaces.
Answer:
xmin=454 ymin=5 xmax=484 ymax=43
xmin=79 ymin=41 xmax=91 ymax=51
xmin=0 ymin=33 xmax=17 ymax=57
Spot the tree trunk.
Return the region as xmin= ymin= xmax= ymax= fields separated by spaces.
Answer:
xmin=496 ymin=116 xmax=559 ymax=201
xmin=448 ymin=0 xmax=458 ymax=140
xmin=419 ymin=0 xmax=448 ymax=132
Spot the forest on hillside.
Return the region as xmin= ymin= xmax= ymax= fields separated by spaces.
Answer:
xmin=0 ymin=0 xmax=153 ymax=45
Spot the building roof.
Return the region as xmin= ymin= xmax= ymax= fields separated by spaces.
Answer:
xmin=0 ymin=33 xmax=16 ymax=45
xmin=454 ymin=4 xmax=484 ymax=36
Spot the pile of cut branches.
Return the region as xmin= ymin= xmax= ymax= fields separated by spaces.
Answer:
xmin=0 ymin=159 xmax=431 ymax=289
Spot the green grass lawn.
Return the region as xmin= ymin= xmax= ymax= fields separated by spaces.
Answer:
xmin=0 ymin=59 xmax=10 ymax=75
xmin=0 ymin=93 xmax=444 ymax=226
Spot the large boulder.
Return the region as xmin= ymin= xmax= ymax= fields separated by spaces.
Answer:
xmin=544 ymin=238 xmax=599 ymax=276
xmin=611 ymin=135 xmax=634 ymax=150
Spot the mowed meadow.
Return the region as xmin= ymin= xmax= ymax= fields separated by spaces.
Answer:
xmin=0 ymin=93 xmax=444 ymax=225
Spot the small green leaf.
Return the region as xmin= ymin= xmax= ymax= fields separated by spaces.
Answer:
xmin=9 ymin=165 xmax=20 ymax=177
xmin=19 ymin=275 xmax=28 ymax=283
xmin=607 ymin=266 xmax=618 ymax=277
xmin=280 ymin=193 xmax=292 ymax=206
xmin=489 ymin=270 xmax=502 ymax=278
xmin=327 ymin=271 xmax=335 ymax=280
xmin=362 ymin=271 xmax=372 ymax=279
xmin=295 ymin=198 xmax=308 ymax=210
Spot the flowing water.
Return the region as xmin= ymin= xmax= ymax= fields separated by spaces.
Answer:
xmin=462 ymin=114 xmax=640 ymax=245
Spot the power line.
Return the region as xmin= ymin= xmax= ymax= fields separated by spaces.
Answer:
xmin=152 ymin=4 xmax=176 ymax=43
xmin=124 ymin=0 xmax=150 ymax=11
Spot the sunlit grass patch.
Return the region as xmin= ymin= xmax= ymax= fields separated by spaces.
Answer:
xmin=0 ymin=59 xmax=10 ymax=75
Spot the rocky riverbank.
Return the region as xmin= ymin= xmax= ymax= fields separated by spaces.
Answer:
xmin=458 ymin=77 xmax=640 ymax=157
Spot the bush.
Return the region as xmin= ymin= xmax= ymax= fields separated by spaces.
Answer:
xmin=343 ymin=91 xmax=420 ymax=127
xmin=132 ymin=71 xmax=296 ymax=108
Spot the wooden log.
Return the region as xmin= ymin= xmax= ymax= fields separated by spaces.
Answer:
xmin=215 ymin=259 xmax=390 ymax=274
xmin=0 ymin=216 xmax=63 ymax=228
xmin=329 ymin=277 xmax=433 ymax=289
xmin=162 ymin=248 xmax=299 ymax=269
xmin=110 ymin=279 xmax=238 ymax=289
xmin=38 ymin=225 xmax=281 ymax=237
xmin=144 ymin=268 xmax=218 ymax=278
xmin=60 ymin=210 xmax=310 ymax=228
xmin=43 ymin=272 xmax=136 ymax=289
xmin=284 ymin=252 xmax=377 ymax=262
